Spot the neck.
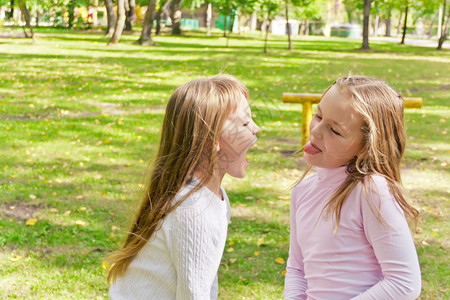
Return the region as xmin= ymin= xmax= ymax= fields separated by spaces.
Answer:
xmin=193 ymin=168 xmax=224 ymax=200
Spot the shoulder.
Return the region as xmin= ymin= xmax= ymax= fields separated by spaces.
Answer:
xmin=174 ymin=185 xmax=216 ymax=209
xmin=355 ymin=174 xmax=393 ymax=200
xmin=171 ymin=185 xmax=227 ymax=222
xmin=353 ymin=174 xmax=404 ymax=217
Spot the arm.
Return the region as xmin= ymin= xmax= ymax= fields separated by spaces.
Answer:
xmin=352 ymin=178 xmax=421 ymax=300
xmin=284 ymin=189 xmax=308 ymax=299
xmin=171 ymin=207 xmax=224 ymax=300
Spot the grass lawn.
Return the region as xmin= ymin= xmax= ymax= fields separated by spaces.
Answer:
xmin=0 ymin=28 xmax=449 ymax=299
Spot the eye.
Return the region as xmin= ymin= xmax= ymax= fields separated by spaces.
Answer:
xmin=314 ymin=113 xmax=322 ymax=120
xmin=243 ymin=122 xmax=249 ymax=127
xmin=330 ymin=127 xmax=341 ymax=136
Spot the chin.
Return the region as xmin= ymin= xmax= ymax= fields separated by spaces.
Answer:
xmin=228 ymin=168 xmax=246 ymax=178
xmin=230 ymin=172 xmax=245 ymax=179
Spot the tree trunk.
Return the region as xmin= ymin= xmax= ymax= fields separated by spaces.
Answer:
xmin=401 ymin=5 xmax=408 ymax=44
xmin=264 ymin=10 xmax=271 ymax=54
xmin=238 ymin=12 xmax=244 ymax=35
xmin=68 ymin=0 xmax=76 ymax=29
xmin=125 ymin=0 xmax=136 ymax=31
xmin=373 ymin=14 xmax=379 ymax=37
xmin=385 ymin=10 xmax=391 ymax=37
xmin=170 ymin=0 xmax=182 ymax=35
xmin=427 ymin=12 xmax=438 ymax=38
xmin=226 ymin=10 xmax=236 ymax=48
xmin=36 ymin=10 xmax=40 ymax=27
xmin=104 ymin=0 xmax=116 ymax=37
xmin=206 ymin=2 xmax=212 ymax=36
xmin=108 ymin=0 xmax=126 ymax=45
xmin=137 ymin=0 xmax=157 ymax=45
xmin=362 ymin=0 xmax=372 ymax=49
xmin=7 ymin=0 xmax=14 ymax=19
xmin=286 ymin=0 xmax=292 ymax=50
xmin=437 ymin=0 xmax=448 ymax=50
xmin=155 ymin=0 xmax=169 ymax=36
xmin=155 ymin=10 xmax=163 ymax=36
xmin=397 ymin=11 xmax=403 ymax=36
xmin=223 ymin=14 xmax=228 ymax=37
xmin=17 ymin=0 xmax=35 ymax=42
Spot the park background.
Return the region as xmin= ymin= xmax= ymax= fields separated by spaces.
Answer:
xmin=1 ymin=0 xmax=449 ymax=299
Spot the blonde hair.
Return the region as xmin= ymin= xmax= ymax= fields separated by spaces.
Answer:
xmin=106 ymin=74 xmax=249 ymax=283
xmin=299 ymin=75 xmax=418 ymax=230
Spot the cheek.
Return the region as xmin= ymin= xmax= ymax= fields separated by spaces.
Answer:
xmin=309 ymin=119 xmax=318 ymax=132
xmin=338 ymin=138 xmax=363 ymax=158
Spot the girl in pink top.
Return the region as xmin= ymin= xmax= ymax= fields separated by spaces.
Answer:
xmin=284 ymin=76 xmax=421 ymax=299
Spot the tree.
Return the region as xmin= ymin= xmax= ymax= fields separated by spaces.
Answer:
xmin=7 ymin=0 xmax=14 ymax=19
xmin=206 ymin=0 xmax=212 ymax=35
xmin=16 ymin=0 xmax=35 ymax=42
xmin=373 ymin=0 xmax=398 ymax=37
xmin=343 ymin=0 xmax=359 ymax=23
xmin=170 ymin=0 xmax=183 ymax=35
xmin=343 ymin=0 xmax=373 ymax=48
xmin=212 ymin=0 xmax=235 ymax=37
xmin=155 ymin=0 xmax=170 ymax=36
xmin=125 ymin=0 xmax=136 ymax=31
xmin=284 ymin=0 xmax=320 ymax=50
xmin=137 ymin=0 xmax=157 ymax=45
xmin=362 ymin=0 xmax=373 ymax=49
xmin=68 ymin=0 xmax=76 ymax=28
xmin=400 ymin=1 xmax=409 ymax=44
xmin=286 ymin=0 xmax=292 ymax=50
xmin=104 ymin=0 xmax=116 ymax=37
xmin=259 ymin=0 xmax=282 ymax=53
xmin=108 ymin=0 xmax=126 ymax=44
xmin=290 ymin=0 xmax=325 ymax=35
xmin=437 ymin=0 xmax=449 ymax=49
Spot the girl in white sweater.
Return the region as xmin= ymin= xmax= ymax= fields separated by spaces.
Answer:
xmin=107 ymin=74 xmax=260 ymax=299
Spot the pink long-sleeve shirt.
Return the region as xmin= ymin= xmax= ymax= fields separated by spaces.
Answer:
xmin=284 ymin=166 xmax=421 ymax=300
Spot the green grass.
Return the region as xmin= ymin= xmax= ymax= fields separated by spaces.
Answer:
xmin=0 ymin=28 xmax=449 ymax=299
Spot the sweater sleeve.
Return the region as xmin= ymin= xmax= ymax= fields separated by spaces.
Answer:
xmin=171 ymin=206 xmax=224 ymax=300
xmin=352 ymin=177 xmax=421 ymax=300
xmin=284 ymin=187 xmax=308 ymax=299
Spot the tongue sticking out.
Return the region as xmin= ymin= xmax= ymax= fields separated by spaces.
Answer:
xmin=304 ymin=141 xmax=321 ymax=154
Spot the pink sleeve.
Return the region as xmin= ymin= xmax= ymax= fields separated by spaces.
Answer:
xmin=352 ymin=177 xmax=421 ymax=300
xmin=284 ymin=187 xmax=308 ymax=299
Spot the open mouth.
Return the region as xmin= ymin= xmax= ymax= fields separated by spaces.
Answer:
xmin=245 ymin=138 xmax=258 ymax=164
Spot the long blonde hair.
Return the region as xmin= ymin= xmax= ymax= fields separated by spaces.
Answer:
xmin=106 ymin=74 xmax=249 ymax=283
xmin=298 ymin=76 xmax=418 ymax=230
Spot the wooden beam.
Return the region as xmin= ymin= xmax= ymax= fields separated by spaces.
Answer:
xmin=282 ymin=93 xmax=423 ymax=107
xmin=282 ymin=93 xmax=423 ymax=148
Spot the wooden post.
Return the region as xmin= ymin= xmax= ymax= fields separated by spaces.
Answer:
xmin=301 ymin=101 xmax=312 ymax=148
xmin=282 ymin=93 xmax=423 ymax=149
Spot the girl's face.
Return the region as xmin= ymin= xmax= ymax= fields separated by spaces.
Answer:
xmin=218 ymin=97 xmax=260 ymax=178
xmin=304 ymin=85 xmax=364 ymax=169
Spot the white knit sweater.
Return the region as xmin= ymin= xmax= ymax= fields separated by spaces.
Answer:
xmin=109 ymin=180 xmax=230 ymax=300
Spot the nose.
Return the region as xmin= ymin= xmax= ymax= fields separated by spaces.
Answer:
xmin=309 ymin=121 xmax=322 ymax=140
xmin=252 ymin=121 xmax=261 ymax=135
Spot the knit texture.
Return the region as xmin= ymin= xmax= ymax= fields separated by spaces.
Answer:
xmin=110 ymin=181 xmax=230 ymax=300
